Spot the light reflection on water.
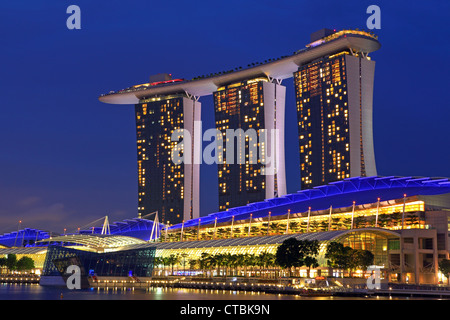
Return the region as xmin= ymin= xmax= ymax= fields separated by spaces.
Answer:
xmin=0 ymin=283 xmax=440 ymax=300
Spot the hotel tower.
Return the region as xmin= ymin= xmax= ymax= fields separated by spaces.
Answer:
xmin=213 ymin=78 xmax=287 ymax=211
xmin=134 ymin=74 xmax=201 ymax=225
xmin=295 ymin=29 xmax=378 ymax=189
xmin=99 ymin=28 xmax=380 ymax=221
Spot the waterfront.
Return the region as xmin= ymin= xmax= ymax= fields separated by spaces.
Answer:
xmin=0 ymin=283 xmax=444 ymax=300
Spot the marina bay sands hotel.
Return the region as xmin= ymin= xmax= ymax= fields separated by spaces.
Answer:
xmin=99 ymin=28 xmax=381 ymax=226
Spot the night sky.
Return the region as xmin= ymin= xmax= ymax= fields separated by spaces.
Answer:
xmin=0 ymin=0 xmax=449 ymax=234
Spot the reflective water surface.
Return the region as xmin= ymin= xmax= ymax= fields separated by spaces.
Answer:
xmin=0 ymin=283 xmax=439 ymax=300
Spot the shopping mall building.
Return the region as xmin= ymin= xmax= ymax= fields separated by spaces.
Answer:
xmin=1 ymin=176 xmax=450 ymax=286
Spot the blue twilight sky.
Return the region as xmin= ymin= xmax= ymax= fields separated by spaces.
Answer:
xmin=0 ymin=0 xmax=449 ymax=233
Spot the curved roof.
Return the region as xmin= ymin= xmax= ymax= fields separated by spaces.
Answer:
xmin=168 ymin=176 xmax=450 ymax=230
xmin=0 ymin=247 xmax=48 ymax=255
xmin=99 ymin=31 xmax=380 ymax=104
xmin=0 ymin=228 xmax=52 ymax=248
xmin=37 ymin=234 xmax=146 ymax=251
xmin=128 ymin=227 xmax=399 ymax=251
xmin=78 ymin=217 xmax=163 ymax=240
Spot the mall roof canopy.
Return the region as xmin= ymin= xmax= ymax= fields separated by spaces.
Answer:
xmin=37 ymin=234 xmax=146 ymax=252
xmin=129 ymin=227 xmax=400 ymax=251
xmin=0 ymin=247 xmax=48 ymax=255
xmin=167 ymin=176 xmax=450 ymax=231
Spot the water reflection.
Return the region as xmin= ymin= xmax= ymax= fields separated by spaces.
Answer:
xmin=0 ymin=283 xmax=442 ymax=300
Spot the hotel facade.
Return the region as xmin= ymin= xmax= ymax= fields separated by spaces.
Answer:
xmin=98 ymin=28 xmax=381 ymax=219
xmin=295 ymin=29 xmax=377 ymax=189
xmin=213 ymin=78 xmax=286 ymax=211
xmin=135 ymin=87 xmax=201 ymax=225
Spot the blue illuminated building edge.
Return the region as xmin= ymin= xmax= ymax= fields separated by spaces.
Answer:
xmin=166 ymin=176 xmax=450 ymax=230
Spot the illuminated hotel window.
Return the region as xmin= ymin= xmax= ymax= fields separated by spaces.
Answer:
xmin=213 ymin=79 xmax=269 ymax=211
xmin=294 ymin=54 xmax=350 ymax=189
xmin=135 ymin=95 xmax=187 ymax=225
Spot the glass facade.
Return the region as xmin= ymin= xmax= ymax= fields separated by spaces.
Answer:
xmin=338 ymin=231 xmax=390 ymax=267
xmin=294 ymin=52 xmax=351 ymax=189
xmin=42 ymin=245 xmax=156 ymax=278
xmin=213 ymin=79 xmax=267 ymax=211
xmin=135 ymin=95 xmax=186 ymax=225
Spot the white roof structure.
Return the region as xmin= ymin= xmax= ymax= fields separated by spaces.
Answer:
xmin=37 ymin=234 xmax=146 ymax=252
xmin=99 ymin=30 xmax=380 ymax=104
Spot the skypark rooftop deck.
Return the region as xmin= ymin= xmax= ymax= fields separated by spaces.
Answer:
xmin=99 ymin=29 xmax=380 ymax=104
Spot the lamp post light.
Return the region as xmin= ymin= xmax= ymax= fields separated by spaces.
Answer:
xmin=248 ymin=214 xmax=252 ymax=237
xmin=306 ymin=207 xmax=311 ymax=233
xmin=351 ymin=201 xmax=356 ymax=229
xmin=285 ymin=209 xmax=291 ymax=234
xmin=375 ymin=198 xmax=380 ymax=228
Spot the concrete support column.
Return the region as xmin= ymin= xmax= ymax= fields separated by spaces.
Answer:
xmin=433 ymin=235 xmax=439 ymax=285
xmin=262 ymin=81 xmax=287 ymax=199
xmin=414 ymin=236 xmax=420 ymax=284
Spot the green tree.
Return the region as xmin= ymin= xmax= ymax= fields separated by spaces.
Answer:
xmin=325 ymin=242 xmax=353 ymax=272
xmin=352 ymin=249 xmax=374 ymax=272
xmin=5 ymin=254 xmax=17 ymax=272
xmin=439 ymin=259 xmax=450 ymax=285
xmin=390 ymin=212 xmax=403 ymax=227
xmin=331 ymin=217 xmax=342 ymax=230
xmin=167 ymin=254 xmax=180 ymax=275
xmin=342 ymin=218 xmax=352 ymax=229
xmin=16 ymin=257 xmax=35 ymax=272
xmin=309 ymin=220 xmax=319 ymax=233
xmin=377 ymin=213 xmax=390 ymax=228
xmin=0 ymin=257 xmax=6 ymax=268
xmin=354 ymin=216 xmax=367 ymax=229
xmin=275 ymin=238 xmax=319 ymax=277
xmin=276 ymin=238 xmax=303 ymax=276
xmin=250 ymin=226 xmax=260 ymax=237
xmin=406 ymin=212 xmax=420 ymax=228
xmin=298 ymin=240 xmax=320 ymax=277
xmin=319 ymin=220 xmax=328 ymax=232
xmin=289 ymin=221 xmax=300 ymax=233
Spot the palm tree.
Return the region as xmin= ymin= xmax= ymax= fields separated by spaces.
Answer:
xmin=354 ymin=216 xmax=367 ymax=229
xmin=167 ymin=254 xmax=180 ymax=275
xmin=377 ymin=213 xmax=390 ymax=228
xmin=270 ymin=222 xmax=281 ymax=235
xmin=257 ymin=251 xmax=277 ymax=278
xmin=390 ymin=212 xmax=403 ymax=228
xmin=242 ymin=254 xmax=254 ymax=277
xmin=232 ymin=227 xmax=242 ymax=238
xmin=310 ymin=220 xmax=320 ymax=233
xmin=249 ymin=226 xmax=260 ymax=237
xmin=200 ymin=253 xmax=216 ymax=277
xmin=162 ymin=257 xmax=171 ymax=276
xmin=299 ymin=221 xmax=308 ymax=233
xmin=180 ymin=253 xmax=189 ymax=274
xmin=216 ymin=228 xmax=227 ymax=239
xmin=319 ymin=220 xmax=328 ymax=232
xmin=342 ymin=218 xmax=352 ymax=229
xmin=406 ymin=212 xmax=420 ymax=228
xmin=227 ymin=254 xmax=239 ymax=276
xmin=188 ymin=258 xmax=198 ymax=272
xmin=289 ymin=221 xmax=300 ymax=233
xmin=331 ymin=217 xmax=342 ymax=230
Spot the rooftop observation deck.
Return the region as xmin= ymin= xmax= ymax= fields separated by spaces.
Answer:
xmin=99 ymin=30 xmax=380 ymax=105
